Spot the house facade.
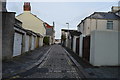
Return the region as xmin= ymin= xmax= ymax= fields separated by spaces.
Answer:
xmin=77 ymin=12 xmax=120 ymax=36
xmin=16 ymin=2 xmax=46 ymax=46
xmin=61 ymin=29 xmax=81 ymax=55
xmin=44 ymin=22 xmax=55 ymax=45
xmin=76 ymin=6 xmax=120 ymax=66
xmin=61 ymin=29 xmax=70 ymax=47
xmin=2 ymin=2 xmax=45 ymax=60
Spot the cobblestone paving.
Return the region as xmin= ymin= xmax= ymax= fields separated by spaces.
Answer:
xmin=24 ymin=45 xmax=81 ymax=79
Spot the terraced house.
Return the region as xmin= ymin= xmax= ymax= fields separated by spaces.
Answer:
xmin=16 ymin=2 xmax=46 ymax=47
xmin=2 ymin=2 xmax=47 ymax=60
xmin=77 ymin=6 xmax=120 ymax=66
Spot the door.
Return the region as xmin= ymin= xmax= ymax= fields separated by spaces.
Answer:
xmin=13 ymin=32 xmax=23 ymax=57
xmin=36 ymin=37 xmax=39 ymax=48
xmin=25 ymin=35 xmax=30 ymax=52
xmin=29 ymin=36 xmax=32 ymax=50
xmin=82 ymin=36 xmax=90 ymax=62
xmin=31 ymin=36 xmax=35 ymax=50
xmin=76 ymin=37 xmax=80 ymax=55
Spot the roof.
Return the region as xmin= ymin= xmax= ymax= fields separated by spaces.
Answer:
xmin=77 ymin=12 xmax=120 ymax=27
xmin=14 ymin=24 xmax=26 ymax=32
xmin=88 ymin=12 xmax=120 ymax=20
xmin=14 ymin=25 xmax=43 ymax=37
xmin=61 ymin=29 xmax=77 ymax=32
xmin=44 ymin=22 xmax=53 ymax=29
xmin=69 ymin=30 xmax=81 ymax=36
xmin=114 ymin=10 xmax=120 ymax=13
xmin=26 ymin=30 xmax=43 ymax=37
xmin=30 ymin=13 xmax=44 ymax=22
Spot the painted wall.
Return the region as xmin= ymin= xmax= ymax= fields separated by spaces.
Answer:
xmin=79 ymin=35 xmax=84 ymax=57
xmin=39 ymin=37 xmax=43 ymax=46
xmin=16 ymin=11 xmax=46 ymax=37
xmin=80 ymin=18 xmax=119 ymax=36
xmin=90 ymin=30 xmax=119 ymax=66
xmin=73 ymin=36 xmax=77 ymax=53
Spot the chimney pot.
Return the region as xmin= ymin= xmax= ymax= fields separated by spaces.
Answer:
xmin=24 ymin=2 xmax=31 ymax=11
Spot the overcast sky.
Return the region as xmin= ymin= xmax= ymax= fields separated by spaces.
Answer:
xmin=6 ymin=1 xmax=119 ymax=39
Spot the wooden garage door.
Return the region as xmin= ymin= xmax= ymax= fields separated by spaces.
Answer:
xmin=82 ymin=36 xmax=90 ymax=62
xmin=13 ymin=32 xmax=23 ymax=57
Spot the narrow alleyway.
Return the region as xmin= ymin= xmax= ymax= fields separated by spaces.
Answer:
xmin=14 ymin=45 xmax=82 ymax=79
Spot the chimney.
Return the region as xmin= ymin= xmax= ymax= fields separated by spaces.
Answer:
xmin=23 ymin=2 xmax=31 ymax=11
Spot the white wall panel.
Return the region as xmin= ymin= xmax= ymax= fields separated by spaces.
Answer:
xmin=13 ymin=32 xmax=23 ymax=57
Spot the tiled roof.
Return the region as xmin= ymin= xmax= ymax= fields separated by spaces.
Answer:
xmin=61 ymin=29 xmax=77 ymax=32
xmin=69 ymin=30 xmax=81 ymax=36
xmin=88 ymin=12 xmax=120 ymax=20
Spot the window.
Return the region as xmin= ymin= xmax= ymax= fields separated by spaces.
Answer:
xmin=107 ymin=21 xmax=113 ymax=30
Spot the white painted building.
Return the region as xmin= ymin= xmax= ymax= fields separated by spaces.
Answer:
xmin=77 ymin=7 xmax=120 ymax=66
xmin=77 ymin=12 xmax=120 ymax=36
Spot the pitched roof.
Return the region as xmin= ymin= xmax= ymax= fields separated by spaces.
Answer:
xmin=61 ymin=29 xmax=77 ymax=32
xmin=44 ymin=22 xmax=53 ymax=29
xmin=88 ymin=12 xmax=120 ymax=20
xmin=77 ymin=12 xmax=120 ymax=27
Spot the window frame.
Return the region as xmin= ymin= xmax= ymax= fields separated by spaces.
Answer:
xmin=107 ymin=21 xmax=113 ymax=30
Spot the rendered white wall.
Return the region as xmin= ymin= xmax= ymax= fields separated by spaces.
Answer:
xmin=73 ymin=36 xmax=78 ymax=53
xmin=39 ymin=37 xmax=43 ymax=46
xmin=82 ymin=19 xmax=119 ymax=36
xmin=90 ymin=30 xmax=119 ymax=66
xmin=16 ymin=11 xmax=46 ymax=37
xmin=79 ymin=35 xmax=84 ymax=57
xmin=25 ymin=35 xmax=30 ymax=52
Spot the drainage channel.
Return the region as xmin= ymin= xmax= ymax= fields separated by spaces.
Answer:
xmin=63 ymin=47 xmax=90 ymax=80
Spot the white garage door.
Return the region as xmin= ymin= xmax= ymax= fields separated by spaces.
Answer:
xmin=31 ymin=36 xmax=35 ymax=50
xmin=25 ymin=35 xmax=30 ymax=52
xmin=13 ymin=32 xmax=23 ymax=57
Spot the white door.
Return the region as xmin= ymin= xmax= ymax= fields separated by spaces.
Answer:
xmin=25 ymin=35 xmax=29 ymax=52
xmin=13 ymin=32 xmax=23 ymax=57
xmin=31 ymin=36 xmax=35 ymax=50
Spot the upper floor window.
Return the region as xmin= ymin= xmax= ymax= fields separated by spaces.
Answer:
xmin=107 ymin=21 xmax=113 ymax=30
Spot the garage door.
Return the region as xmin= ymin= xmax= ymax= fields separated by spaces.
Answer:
xmin=13 ymin=32 xmax=23 ymax=57
xmin=31 ymin=36 xmax=35 ymax=50
xmin=25 ymin=35 xmax=29 ymax=52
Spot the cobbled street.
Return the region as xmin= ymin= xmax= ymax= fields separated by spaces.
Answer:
xmin=16 ymin=45 xmax=82 ymax=79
